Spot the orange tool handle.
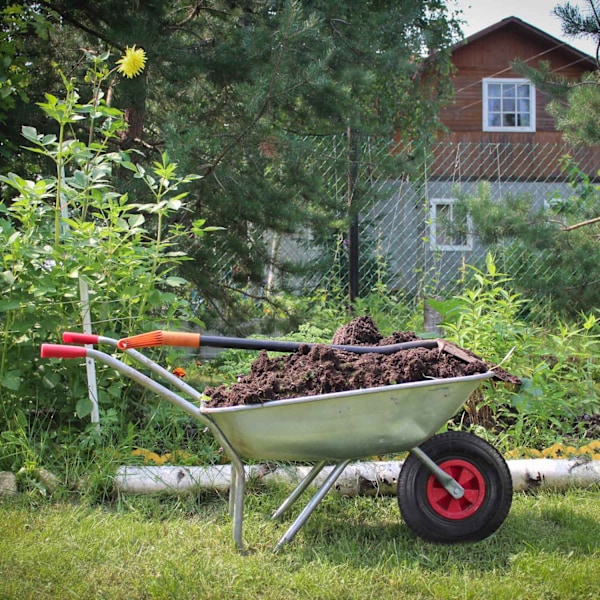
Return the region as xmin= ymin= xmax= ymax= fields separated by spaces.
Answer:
xmin=117 ymin=331 xmax=201 ymax=350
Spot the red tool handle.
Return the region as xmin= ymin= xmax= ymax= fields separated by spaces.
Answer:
xmin=62 ymin=332 xmax=99 ymax=345
xmin=41 ymin=344 xmax=87 ymax=359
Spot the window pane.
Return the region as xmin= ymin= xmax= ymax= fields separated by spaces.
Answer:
xmin=489 ymin=113 xmax=501 ymax=127
xmin=488 ymin=98 xmax=501 ymax=111
xmin=517 ymin=84 xmax=530 ymax=98
xmin=431 ymin=200 xmax=472 ymax=250
xmin=503 ymin=114 xmax=516 ymax=126
xmin=518 ymin=99 xmax=530 ymax=112
xmin=517 ymin=114 xmax=530 ymax=126
xmin=503 ymin=98 xmax=515 ymax=112
xmin=435 ymin=204 xmax=451 ymax=245
xmin=504 ymin=84 xmax=516 ymax=98
xmin=488 ymin=83 xmax=501 ymax=96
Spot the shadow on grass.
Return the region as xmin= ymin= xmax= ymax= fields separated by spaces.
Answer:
xmin=85 ymin=480 xmax=600 ymax=567
xmin=268 ymin=494 xmax=600 ymax=570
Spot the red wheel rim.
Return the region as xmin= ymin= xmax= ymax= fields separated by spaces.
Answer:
xmin=426 ymin=459 xmax=486 ymax=520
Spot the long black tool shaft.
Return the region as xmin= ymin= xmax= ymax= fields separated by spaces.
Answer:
xmin=199 ymin=335 xmax=438 ymax=355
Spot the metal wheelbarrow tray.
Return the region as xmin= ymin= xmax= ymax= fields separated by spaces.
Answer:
xmin=42 ymin=332 xmax=513 ymax=552
xmin=202 ymin=375 xmax=491 ymax=461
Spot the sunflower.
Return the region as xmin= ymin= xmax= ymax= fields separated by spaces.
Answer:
xmin=116 ymin=45 xmax=147 ymax=78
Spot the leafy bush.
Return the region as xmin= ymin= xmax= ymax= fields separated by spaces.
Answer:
xmin=0 ymin=52 xmax=214 ymax=461
xmin=429 ymin=254 xmax=600 ymax=448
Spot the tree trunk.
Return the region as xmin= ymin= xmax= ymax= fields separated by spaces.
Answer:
xmin=114 ymin=458 xmax=600 ymax=495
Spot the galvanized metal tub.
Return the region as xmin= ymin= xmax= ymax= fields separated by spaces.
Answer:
xmin=201 ymin=372 xmax=493 ymax=461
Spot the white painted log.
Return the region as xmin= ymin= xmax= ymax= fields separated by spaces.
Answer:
xmin=113 ymin=464 xmax=236 ymax=494
xmin=508 ymin=458 xmax=600 ymax=491
xmin=114 ymin=458 xmax=600 ymax=495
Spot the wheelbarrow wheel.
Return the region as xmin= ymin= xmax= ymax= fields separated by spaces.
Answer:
xmin=397 ymin=431 xmax=512 ymax=543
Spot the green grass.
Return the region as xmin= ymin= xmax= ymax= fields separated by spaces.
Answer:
xmin=1 ymin=485 xmax=600 ymax=599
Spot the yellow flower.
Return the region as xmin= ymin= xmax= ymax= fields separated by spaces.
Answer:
xmin=116 ymin=45 xmax=146 ymax=78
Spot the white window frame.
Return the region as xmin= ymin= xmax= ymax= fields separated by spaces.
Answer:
xmin=482 ymin=78 xmax=536 ymax=133
xmin=429 ymin=198 xmax=473 ymax=252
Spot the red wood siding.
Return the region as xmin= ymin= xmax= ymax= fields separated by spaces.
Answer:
xmin=427 ymin=139 xmax=600 ymax=181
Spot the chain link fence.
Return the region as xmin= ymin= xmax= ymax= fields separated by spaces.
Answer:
xmin=270 ymin=134 xmax=600 ymax=316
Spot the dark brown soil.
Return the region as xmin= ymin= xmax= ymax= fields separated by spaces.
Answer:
xmin=204 ymin=316 xmax=521 ymax=408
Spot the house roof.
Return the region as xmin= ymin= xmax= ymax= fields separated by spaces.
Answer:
xmin=453 ymin=16 xmax=597 ymax=70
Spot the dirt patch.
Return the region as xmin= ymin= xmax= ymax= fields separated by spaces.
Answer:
xmin=204 ymin=316 xmax=520 ymax=408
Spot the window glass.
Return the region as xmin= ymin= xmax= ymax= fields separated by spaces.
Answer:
xmin=483 ymin=79 xmax=535 ymax=132
xmin=430 ymin=199 xmax=473 ymax=251
xmin=488 ymin=83 xmax=502 ymax=96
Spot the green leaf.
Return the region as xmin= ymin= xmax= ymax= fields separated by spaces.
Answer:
xmin=165 ymin=276 xmax=188 ymax=287
xmin=1 ymin=370 xmax=22 ymax=391
xmin=106 ymin=381 xmax=123 ymax=399
xmin=120 ymin=161 xmax=139 ymax=173
xmin=42 ymin=372 xmax=61 ymax=389
xmin=0 ymin=299 xmax=21 ymax=312
xmin=41 ymin=134 xmax=57 ymax=146
xmin=128 ymin=214 xmax=145 ymax=228
xmin=21 ymin=125 xmax=40 ymax=143
xmin=72 ymin=170 xmax=89 ymax=189
xmin=76 ymin=397 xmax=94 ymax=419
xmin=42 ymin=92 xmax=58 ymax=106
xmin=0 ymin=272 xmax=16 ymax=287
xmin=166 ymin=199 xmax=183 ymax=210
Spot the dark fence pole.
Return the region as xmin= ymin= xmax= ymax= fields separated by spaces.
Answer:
xmin=347 ymin=127 xmax=360 ymax=304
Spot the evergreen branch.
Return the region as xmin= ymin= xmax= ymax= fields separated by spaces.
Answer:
xmin=172 ymin=1 xmax=203 ymax=27
xmin=201 ymin=4 xmax=295 ymax=178
xmin=38 ymin=0 xmax=119 ymax=50
xmin=218 ymin=283 xmax=293 ymax=315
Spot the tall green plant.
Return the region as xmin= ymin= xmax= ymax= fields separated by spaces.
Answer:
xmin=428 ymin=254 xmax=527 ymax=362
xmin=511 ymin=312 xmax=600 ymax=444
xmin=429 ymin=254 xmax=600 ymax=447
xmin=0 ymin=50 xmax=215 ymax=436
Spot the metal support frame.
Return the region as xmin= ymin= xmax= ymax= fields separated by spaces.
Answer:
xmin=274 ymin=459 xmax=352 ymax=552
xmin=409 ymin=446 xmax=464 ymax=499
xmin=271 ymin=461 xmax=328 ymax=521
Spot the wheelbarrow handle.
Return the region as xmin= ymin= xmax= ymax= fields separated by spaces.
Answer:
xmin=62 ymin=332 xmax=100 ymax=345
xmin=41 ymin=344 xmax=87 ymax=359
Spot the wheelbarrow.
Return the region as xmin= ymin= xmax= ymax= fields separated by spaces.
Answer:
xmin=41 ymin=330 xmax=513 ymax=552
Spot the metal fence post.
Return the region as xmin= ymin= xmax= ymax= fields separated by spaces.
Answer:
xmin=347 ymin=127 xmax=360 ymax=304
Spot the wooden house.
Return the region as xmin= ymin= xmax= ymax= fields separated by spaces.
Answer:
xmin=367 ymin=17 xmax=600 ymax=295
xmin=430 ymin=16 xmax=599 ymax=181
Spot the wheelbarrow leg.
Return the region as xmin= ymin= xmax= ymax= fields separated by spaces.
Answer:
xmin=272 ymin=460 xmax=328 ymax=520
xmin=229 ymin=464 xmax=237 ymax=517
xmin=229 ymin=460 xmax=246 ymax=552
xmin=274 ymin=459 xmax=351 ymax=553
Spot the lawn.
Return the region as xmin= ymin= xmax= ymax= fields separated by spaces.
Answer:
xmin=1 ymin=484 xmax=600 ymax=599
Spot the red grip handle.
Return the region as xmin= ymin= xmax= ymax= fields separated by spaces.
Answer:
xmin=62 ymin=332 xmax=99 ymax=345
xmin=41 ymin=344 xmax=87 ymax=359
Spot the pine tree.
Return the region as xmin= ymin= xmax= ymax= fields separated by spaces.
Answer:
xmin=2 ymin=0 xmax=461 ymax=327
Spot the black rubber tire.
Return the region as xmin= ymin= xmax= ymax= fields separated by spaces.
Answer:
xmin=397 ymin=431 xmax=512 ymax=543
